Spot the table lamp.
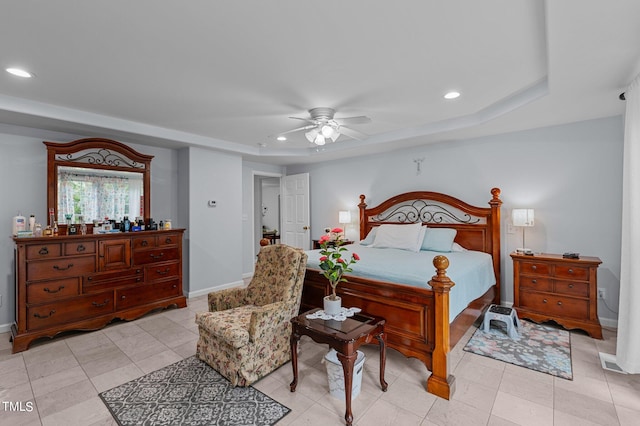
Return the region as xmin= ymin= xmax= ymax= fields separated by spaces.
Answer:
xmin=338 ymin=211 xmax=351 ymax=239
xmin=512 ymin=208 xmax=534 ymax=254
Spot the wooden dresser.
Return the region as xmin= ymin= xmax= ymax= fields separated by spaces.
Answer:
xmin=511 ymin=252 xmax=602 ymax=339
xmin=11 ymin=229 xmax=187 ymax=352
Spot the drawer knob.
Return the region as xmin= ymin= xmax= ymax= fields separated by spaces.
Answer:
xmin=165 ymin=238 xmax=172 ymax=244
xmin=543 ymin=299 xmax=548 ymax=303
xmin=568 ymin=269 xmax=574 ymax=274
xmin=136 ymin=277 xmax=142 ymax=282
xmin=77 ymin=244 xmax=86 ymax=252
xmin=33 ymin=310 xmax=56 ymax=319
xmin=557 ymin=301 xmax=563 ymax=306
xmin=53 ymin=263 xmax=74 ymax=271
xmin=92 ymin=300 xmax=109 ymax=308
xmin=172 ymin=284 xmax=177 ymax=288
xmin=43 ymin=285 xmax=65 ymax=293
xmin=531 ymin=265 xmax=537 ymax=270
xmin=568 ymin=284 xmax=574 ymax=288
xmin=531 ymin=279 xmax=537 ymax=284
xmin=121 ymin=295 xmax=126 ymax=299
xmin=141 ymin=240 xmax=149 ymax=246
xmin=38 ymin=247 xmax=49 ymax=255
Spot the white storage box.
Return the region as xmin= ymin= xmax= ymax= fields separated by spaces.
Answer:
xmin=324 ymin=349 xmax=366 ymax=400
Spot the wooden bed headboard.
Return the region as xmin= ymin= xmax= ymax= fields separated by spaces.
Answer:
xmin=358 ymin=188 xmax=503 ymax=285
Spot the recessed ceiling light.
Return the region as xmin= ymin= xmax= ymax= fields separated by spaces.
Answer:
xmin=444 ymin=91 xmax=460 ymax=99
xmin=6 ymin=67 xmax=34 ymax=78
xmin=276 ymin=136 xmax=287 ymax=141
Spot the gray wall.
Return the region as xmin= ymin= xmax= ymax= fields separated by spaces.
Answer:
xmin=287 ymin=116 xmax=624 ymax=326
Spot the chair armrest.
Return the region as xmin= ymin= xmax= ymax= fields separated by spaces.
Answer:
xmin=248 ymin=302 xmax=292 ymax=342
xmin=208 ymin=287 xmax=248 ymax=312
xmin=195 ymin=311 xmax=250 ymax=348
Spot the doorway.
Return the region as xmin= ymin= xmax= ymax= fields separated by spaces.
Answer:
xmin=253 ymin=173 xmax=281 ymax=258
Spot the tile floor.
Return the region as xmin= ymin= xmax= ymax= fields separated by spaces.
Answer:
xmin=1 ymin=296 xmax=639 ymax=425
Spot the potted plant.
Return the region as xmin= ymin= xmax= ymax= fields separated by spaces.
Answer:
xmin=318 ymin=228 xmax=360 ymax=315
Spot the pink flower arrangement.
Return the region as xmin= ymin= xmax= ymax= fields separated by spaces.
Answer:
xmin=318 ymin=227 xmax=359 ymax=300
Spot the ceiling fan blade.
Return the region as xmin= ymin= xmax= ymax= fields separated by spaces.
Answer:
xmin=278 ymin=124 xmax=316 ymax=136
xmin=335 ymin=115 xmax=371 ymax=125
xmin=338 ymin=126 xmax=368 ymax=141
xmin=288 ymin=116 xmax=317 ymax=124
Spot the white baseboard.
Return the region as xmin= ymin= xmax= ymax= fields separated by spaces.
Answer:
xmin=187 ymin=280 xmax=245 ymax=299
xmin=0 ymin=322 xmax=11 ymax=334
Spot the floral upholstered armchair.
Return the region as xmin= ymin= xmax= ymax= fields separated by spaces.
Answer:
xmin=195 ymin=244 xmax=308 ymax=386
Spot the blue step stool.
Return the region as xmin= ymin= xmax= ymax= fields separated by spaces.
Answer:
xmin=483 ymin=304 xmax=521 ymax=339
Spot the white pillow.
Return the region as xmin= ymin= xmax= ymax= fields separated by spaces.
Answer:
xmin=420 ymin=227 xmax=457 ymax=252
xmin=451 ymin=242 xmax=467 ymax=252
xmin=359 ymin=227 xmax=378 ymax=245
xmin=371 ymin=223 xmax=425 ymax=252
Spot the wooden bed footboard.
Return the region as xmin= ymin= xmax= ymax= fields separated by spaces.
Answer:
xmin=301 ymin=255 xmax=458 ymax=399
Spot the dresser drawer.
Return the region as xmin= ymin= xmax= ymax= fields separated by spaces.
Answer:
xmin=555 ymin=264 xmax=588 ymax=280
xmin=132 ymin=247 xmax=179 ymax=265
xmin=26 ymin=244 xmax=62 ymax=260
xmin=158 ymin=233 xmax=180 ymax=247
xmin=554 ymin=280 xmax=589 ymax=297
xmin=115 ymin=278 xmax=180 ymax=310
xmin=519 ymin=291 xmax=588 ymax=320
xmin=132 ymin=236 xmax=157 ymax=250
xmin=27 ymin=278 xmax=80 ymax=304
xmin=27 ymin=256 xmax=95 ymax=281
xmin=64 ymin=241 xmax=96 ymax=256
xmin=27 ymin=291 xmax=113 ymax=330
xmin=145 ymin=261 xmax=179 ymax=281
xmin=518 ymin=275 xmax=552 ymax=292
xmin=519 ymin=262 xmax=550 ymax=276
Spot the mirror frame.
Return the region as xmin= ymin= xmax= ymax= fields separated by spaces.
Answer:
xmin=45 ymin=137 xmax=153 ymax=225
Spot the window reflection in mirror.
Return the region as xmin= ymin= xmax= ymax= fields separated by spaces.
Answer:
xmin=57 ymin=166 xmax=144 ymax=223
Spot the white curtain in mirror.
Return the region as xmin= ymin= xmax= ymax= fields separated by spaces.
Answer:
xmin=58 ymin=171 xmax=143 ymax=222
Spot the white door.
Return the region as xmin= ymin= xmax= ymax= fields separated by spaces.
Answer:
xmin=280 ymin=173 xmax=310 ymax=249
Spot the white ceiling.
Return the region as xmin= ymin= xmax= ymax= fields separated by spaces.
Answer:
xmin=1 ymin=1 xmax=639 ymax=165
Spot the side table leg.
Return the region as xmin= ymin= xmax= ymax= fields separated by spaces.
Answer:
xmin=289 ymin=331 xmax=300 ymax=392
xmin=336 ymin=351 xmax=357 ymax=426
xmin=376 ymin=333 xmax=388 ymax=391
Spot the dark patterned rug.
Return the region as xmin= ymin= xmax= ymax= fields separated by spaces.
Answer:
xmin=463 ymin=319 xmax=572 ymax=379
xmin=99 ymin=356 xmax=291 ymax=425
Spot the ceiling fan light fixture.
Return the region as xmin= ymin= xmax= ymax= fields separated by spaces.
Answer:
xmin=321 ymin=124 xmax=334 ymax=138
xmin=305 ymin=128 xmax=319 ymax=143
xmin=314 ymin=134 xmax=326 ymax=145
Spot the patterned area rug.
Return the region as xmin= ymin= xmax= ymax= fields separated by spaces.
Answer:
xmin=463 ymin=319 xmax=573 ymax=379
xmin=99 ymin=356 xmax=291 ymax=425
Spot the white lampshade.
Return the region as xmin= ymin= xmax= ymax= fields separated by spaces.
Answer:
xmin=512 ymin=209 xmax=534 ymax=227
xmin=338 ymin=211 xmax=351 ymax=224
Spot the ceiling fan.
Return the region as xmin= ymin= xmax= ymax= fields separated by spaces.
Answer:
xmin=279 ymin=107 xmax=371 ymax=145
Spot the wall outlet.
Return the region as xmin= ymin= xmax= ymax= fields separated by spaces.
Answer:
xmin=598 ymin=288 xmax=606 ymax=299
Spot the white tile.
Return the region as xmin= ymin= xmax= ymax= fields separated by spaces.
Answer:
xmin=491 ymin=391 xmax=553 ymax=426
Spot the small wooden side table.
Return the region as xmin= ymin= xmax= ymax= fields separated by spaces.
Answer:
xmin=290 ymin=308 xmax=388 ymax=426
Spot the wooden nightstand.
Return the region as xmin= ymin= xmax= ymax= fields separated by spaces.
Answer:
xmin=511 ymin=252 xmax=603 ymax=339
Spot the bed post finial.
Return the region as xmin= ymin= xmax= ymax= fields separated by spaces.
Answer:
xmin=427 ymin=255 xmax=456 ymax=400
xmin=490 ymin=187 xmax=501 ymax=201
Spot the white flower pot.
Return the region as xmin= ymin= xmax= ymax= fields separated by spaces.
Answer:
xmin=323 ymin=296 xmax=342 ymax=315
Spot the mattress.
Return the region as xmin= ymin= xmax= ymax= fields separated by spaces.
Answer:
xmin=306 ymin=243 xmax=496 ymax=322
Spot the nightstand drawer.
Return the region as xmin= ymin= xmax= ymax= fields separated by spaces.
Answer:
xmin=555 ymin=265 xmax=588 ymax=280
xmin=555 ymin=280 xmax=589 ymax=297
xmin=519 ymin=262 xmax=550 ymax=276
xmin=519 ymin=292 xmax=588 ymax=320
xmin=519 ymin=276 xmax=552 ymax=292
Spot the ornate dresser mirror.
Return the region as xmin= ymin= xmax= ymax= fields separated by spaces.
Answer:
xmin=45 ymin=137 xmax=153 ymax=227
